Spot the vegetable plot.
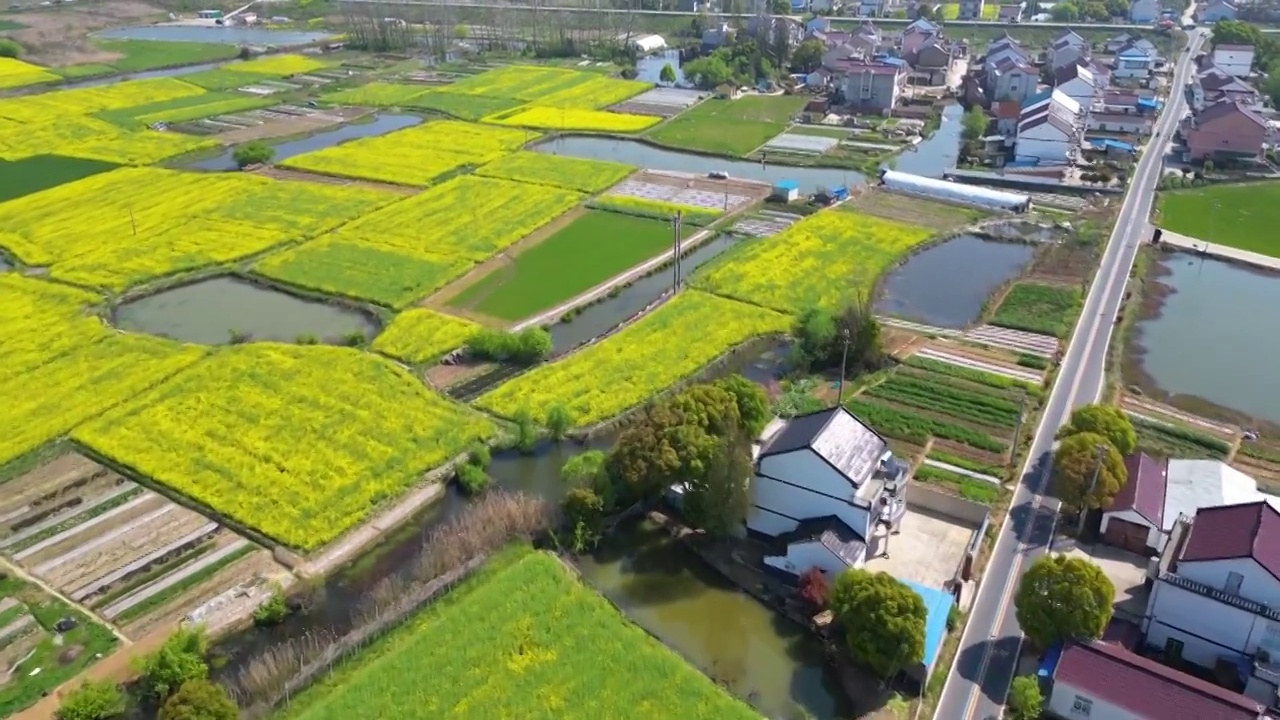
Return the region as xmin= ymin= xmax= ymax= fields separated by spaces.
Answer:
xmin=75 ymin=344 xmax=495 ymax=550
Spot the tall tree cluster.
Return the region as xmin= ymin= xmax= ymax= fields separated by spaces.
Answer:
xmin=1050 ymin=404 xmax=1134 ymax=513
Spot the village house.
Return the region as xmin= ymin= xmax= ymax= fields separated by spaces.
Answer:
xmin=959 ymin=0 xmax=986 ymax=18
xmin=1201 ymin=0 xmax=1238 ymax=22
xmin=1104 ymin=32 xmax=1139 ymax=53
xmin=1088 ymin=112 xmax=1154 ymax=135
xmin=1054 ymin=62 xmax=1101 ymax=113
xmin=1181 ymin=99 xmax=1267 ymax=162
xmin=902 ymin=16 xmax=941 ymax=35
xmin=1212 ymin=43 xmax=1257 ymax=78
xmin=997 ymin=3 xmax=1024 ymax=22
xmin=905 ymin=35 xmax=953 ymax=85
xmin=1114 ymin=40 xmax=1158 ymax=81
xmin=831 ymin=57 xmax=906 ymax=112
xmin=1050 ymin=29 xmax=1090 ymax=71
xmin=806 ymin=15 xmax=832 ymax=34
xmin=701 ymin=22 xmax=734 ymax=50
xmin=1046 ymin=635 xmax=1270 ymax=720
xmin=995 ymin=99 xmax=1022 ymax=135
xmin=1015 ymin=88 xmax=1081 ymax=165
xmin=746 ymin=14 xmax=805 ymax=47
xmin=1129 ymin=0 xmax=1162 ymax=23
xmin=1191 ymin=65 xmax=1263 ymax=111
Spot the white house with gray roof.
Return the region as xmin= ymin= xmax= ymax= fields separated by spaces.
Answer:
xmin=749 ymin=407 xmax=908 ymax=577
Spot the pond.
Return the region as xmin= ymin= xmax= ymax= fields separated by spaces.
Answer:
xmin=113 ymin=276 xmax=378 ymax=345
xmin=578 ymin=519 xmax=852 ymax=720
xmin=635 ymin=50 xmax=687 ymax=86
xmin=891 ymin=102 xmax=963 ymax=179
xmin=96 ymin=26 xmax=334 ymax=45
xmin=875 ymin=234 xmax=1037 ymax=329
xmin=186 ymin=113 xmax=424 ymax=170
xmin=532 ymin=136 xmax=866 ymax=194
xmin=549 ymin=234 xmax=742 ymax=353
xmin=1131 ymin=252 xmax=1280 ymax=424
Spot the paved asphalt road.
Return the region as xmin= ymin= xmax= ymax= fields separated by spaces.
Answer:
xmin=932 ymin=28 xmax=1207 ymax=720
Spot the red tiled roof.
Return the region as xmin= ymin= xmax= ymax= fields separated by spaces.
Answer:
xmin=1107 ymin=453 xmax=1167 ymax=527
xmin=1182 ymin=500 xmax=1280 ymax=581
xmin=1056 ymin=640 xmax=1265 ymax=720
xmin=996 ymin=100 xmax=1021 ymax=119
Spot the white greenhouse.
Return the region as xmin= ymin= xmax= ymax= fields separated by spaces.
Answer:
xmin=878 ymin=170 xmax=1031 ymax=213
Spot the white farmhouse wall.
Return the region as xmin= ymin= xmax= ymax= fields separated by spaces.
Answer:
xmin=1100 ymin=510 xmax=1166 ymax=550
xmin=748 ymin=503 xmax=799 ymax=535
xmin=759 ymin=450 xmax=857 ymax=502
xmin=1057 ymin=78 xmax=1099 ymax=111
xmin=764 ymin=542 xmax=851 ymax=577
xmin=1144 ymin=580 xmax=1280 ymax=666
xmin=1048 ymin=680 xmax=1145 ymax=720
xmin=1179 ymin=557 xmax=1280 ymax=606
xmin=1016 ymin=129 xmax=1072 ymax=164
xmin=749 ymin=475 xmax=872 ymax=539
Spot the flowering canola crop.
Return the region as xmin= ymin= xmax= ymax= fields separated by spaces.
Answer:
xmin=474 ymin=151 xmax=632 ymax=193
xmin=693 ymin=209 xmax=934 ymax=314
xmin=537 ymin=75 xmax=651 ymax=110
xmin=223 ymin=53 xmax=333 ymax=76
xmin=440 ymin=65 xmax=604 ymax=102
xmin=0 ymin=58 xmax=60 ymax=90
xmin=281 ymin=120 xmax=535 ymax=187
xmin=372 ymin=308 xmax=482 ymax=363
xmin=487 ymin=106 xmax=659 ymax=133
xmin=476 ymin=290 xmax=789 ymax=427
xmin=0 ymin=167 xmax=396 ymax=291
xmin=74 ymin=344 xmax=496 ymax=551
xmin=0 ymin=275 xmax=206 ymax=465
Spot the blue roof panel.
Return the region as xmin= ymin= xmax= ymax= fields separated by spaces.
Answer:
xmin=898 ymin=578 xmax=955 ymax=669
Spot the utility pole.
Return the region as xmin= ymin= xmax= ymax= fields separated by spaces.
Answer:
xmin=671 ymin=211 xmax=683 ymax=291
xmin=1077 ymin=443 xmax=1108 ymax=537
xmin=835 ymin=327 xmax=852 ymax=406
xmin=1010 ymin=389 xmax=1029 ymax=451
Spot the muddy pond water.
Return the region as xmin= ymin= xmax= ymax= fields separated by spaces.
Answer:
xmin=875 ymin=234 xmax=1037 ymax=329
xmin=186 ymin=113 xmax=424 ymax=171
xmin=113 ymin=276 xmax=378 ymax=345
xmin=1131 ymin=252 xmax=1280 ymax=424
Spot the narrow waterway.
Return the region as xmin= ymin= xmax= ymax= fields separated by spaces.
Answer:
xmin=1131 ymin=252 xmax=1280 ymax=424
xmin=875 ymin=234 xmax=1036 ymax=329
xmin=57 ymin=61 xmax=226 ymax=90
xmin=892 ymin=102 xmax=963 ymax=178
xmin=96 ymin=26 xmax=334 ymax=45
xmin=186 ymin=113 xmax=423 ymax=170
xmin=113 ymin=276 xmax=378 ymax=345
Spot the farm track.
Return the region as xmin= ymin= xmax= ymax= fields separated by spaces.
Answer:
xmin=69 ymin=522 xmax=219 ymax=602
xmin=0 ymin=556 xmax=127 ymax=644
xmin=40 ymin=506 xmax=210 ymax=592
xmin=121 ymin=549 xmax=280 ymax=641
xmin=921 ymin=458 xmax=1003 ymax=485
xmin=103 ymin=538 xmax=250 ymax=621
xmin=13 ymin=493 xmax=161 ymax=563
xmin=879 ymin=317 xmax=1059 ymax=357
xmin=0 ymin=483 xmax=140 ymax=551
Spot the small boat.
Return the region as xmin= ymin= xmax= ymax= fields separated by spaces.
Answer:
xmin=707 ymin=171 xmax=729 ymax=179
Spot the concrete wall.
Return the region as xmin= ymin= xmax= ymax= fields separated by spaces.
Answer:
xmin=907 ymin=484 xmax=989 ymax=527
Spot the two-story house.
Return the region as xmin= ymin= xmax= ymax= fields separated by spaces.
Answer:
xmin=988 ymin=55 xmax=1038 ymax=103
xmin=906 ymin=35 xmax=953 ymax=85
xmin=748 ymin=406 xmax=909 ymax=557
xmin=1129 ymin=0 xmax=1161 ymax=23
xmin=1050 ymin=29 xmax=1089 ymax=70
xmin=1114 ymin=40 xmax=1158 ymax=80
xmin=1212 ymin=44 xmax=1256 ymax=78
xmin=1181 ymin=99 xmax=1267 ymax=162
xmin=1054 ymin=61 xmax=1101 ymax=113
xmin=1201 ymin=0 xmax=1238 ymax=22
xmin=1105 ymin=32 xmax=1138 ymax=53
xmin=832 ymin=57 xmax=906 ymax=112
xmin=1015 ymin=88 xmax=1081 ymax=164
xmin=1191 ymin=65 xmax=1263 ymax=111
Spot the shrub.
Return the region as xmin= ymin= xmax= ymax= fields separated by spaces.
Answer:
xmin=135 ymin=627 xmax=209 ymax=699
xmin=797 ymin=567 xmax=830 ymax=612
xmin=55 ymin=680 xmax=126 ymax=720
xmin=1007 ymin=676 xmax=1043 ymax=720
xmin=233 ymin=141 xmax=275 ymax=168
xmin=0 ymin=39 xmax=22 ymax=59
xmin=467 ymin=441 xmax=491 ymax=468
xmin=457 ymin=463 xmax=492 ymax=495
xmin=253 ymin=583 xmax=288 ymax=626
xmin=545 ymin=404 xmax=573 ymax=441
xmin=158 ymin=679 xmax=238 ymax=720
xmin=514 ymin=406 xmax=538 ymax=454
xmin=466 ymin=327 xmax=552 ymax=365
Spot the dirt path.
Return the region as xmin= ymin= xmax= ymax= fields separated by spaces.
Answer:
xmin=0 ymin=557 xmax=127 ymax=643
xmin=252 ymin=166 xmax=419 ymax=196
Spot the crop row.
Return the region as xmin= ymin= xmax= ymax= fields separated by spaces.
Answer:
xmin=74 ymin=344 xmax=496 ymax=550
xmin=845 ymin=399 xmax=1007 ymax=454
xmin=487 ymin=105 xmax=660 ymax=133
xmin=441 ymin=65 xmax=632 ymax=104
xmin=372 ymin=308 xmax=483 ymax=364
xmin=477 ymin=290 xmax=789 ymax=427
xmin=475 ymin=151 xmax=633 ymax=193
xmin=1132 ymin=417 xmax=1231 ymax=459
xmin=694 ymin=209 xmax=933 ymax=314
xmin=902 ymin=356 xmax=1043 ymax=397
xmin=281 ymin=120 xmax=534 ymax=187
xmin=0 ymin=167 xmax=394 ymax=291
xmin=927 ymin=451 xmax=1006 ymax=478
xmin=990 ymin=282 xmax=1082 ymax=338
xmin=276 ymin=549 xmax=759 ymax=720
xmin=1239 ymin=441 xmax=1280 ymax=465
xmin=589 ymin=194 xmax=720 ymax=226
xmin=913 ymin=465 xmax=1001 ymax=504
xmin=866 ymin=375 xmax=1022 ymax=427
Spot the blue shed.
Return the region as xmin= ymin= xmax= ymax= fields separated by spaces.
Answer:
xmin=899 ymin=578 xmax=956 ymax=679
xmin=773 ymin=180 xmax=800 ymax=202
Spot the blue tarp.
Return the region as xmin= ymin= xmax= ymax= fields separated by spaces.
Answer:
xmin=775 ymin=180 xmax=800 ymax=191
xmin=1038 ymin=642 xmax=1064 ymax=678
xmin=897 ymin=578 xmax=955 ymax=669
xmin=1137 ymin=97 xmax=1160 ymax=110
xmin=1088 ymin=137 xmax=1136 ymax=152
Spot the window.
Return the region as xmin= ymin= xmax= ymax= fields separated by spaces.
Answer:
xmin=1226 ymin=571 xmax=1244 ymax=594
xmin=1166 ymin=638 xmax=1185 ymax=662
xmin=1071 ymin=696 xmax=1093 ymax=716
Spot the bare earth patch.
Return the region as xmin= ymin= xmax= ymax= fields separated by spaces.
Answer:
xmin=5 ymin=1 xmax=164 ymax=66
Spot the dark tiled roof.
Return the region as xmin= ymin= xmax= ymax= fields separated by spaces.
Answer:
xmin=1108 ymin=453 xmax=1167 ymax=526
xmin=1019 ymin=111 xmax=1075 ymax=137
xmin=1182 ymin=500 xmax=1280 ymax=581
xmin=763 ymin=408 xmax=840 ymax=456
xmin=759 ymin=407 xmax=889 ymax=488
xmin=1054 ymin=62 xmax=1094 ymax=86
xmin=781 ymin=516 xmax=867 ymax=566
xmin=1195 ymin=99 xmax=1266 ymax=128
xmin=1056 ymin=640 xmax=1265 ymax=720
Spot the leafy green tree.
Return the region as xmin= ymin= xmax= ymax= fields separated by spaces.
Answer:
xmin=659 ymin=62 xmax=677 ymax=85
xmin=830 ymin=570 xmax=927 ymax=678
xmin=231 ymin=141 xmax=273 ymax=169
xmin=55 ymin=680 xmax=126 ymax=720
xmin=1050 ymin=2 xmax=1079 ymax=20
xmin=135 ymin=627 xmax=209 ymax=700
xmin=513 ymin=407 xmax=538 ymax=454
xmin=1007 ymin=676 xmax=1044 ymax=720
xmin=562 ymin=449 xmax=606 ymax=486
xmin=457 ymin=462 xmax=491 ymax=495
xmin=770 ymin=0 xmax=791 ymax=12
xmin=1015 ymin=554 xmax=1114 ymax=649
xmin=158 ymin=679 xmax=239 ymax=720
xmin=1051 ymin=433 xmax=1127 ymax=511
xmin=252 ymin=583 xmax=288 ymax=625
xmin=1059 ymin=404 xmax=1137 ymax=455
xmin=961 ymin=106 xmax=989 ymax=143
xmin=0 ymin=39 xmax=22 ymax=59
xmin=683 ymin=432 xmax=752 ymax=537
xmin=792 ymin=39 xmax=825 ymax=73
xmin=682 ymin=55 xmax=734 ymax=89
xmin=468 ymin=441 xmax=491 ymax=468
xmin=545 ymin=404 xmax=573 ymax=441
xmin=715 ymin=374 xmax=770 ymax=437
xmin=562 ymin=486 xmax=606 ymax=552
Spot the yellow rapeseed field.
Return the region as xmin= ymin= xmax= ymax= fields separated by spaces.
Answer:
xmin=224 ymin=53 xmax=333 ymax=76
xmin=0 ymin=57 xmax=60 ymax=91
xmin=372 ymin=308 xmax=482 ymax=363
xmin=74 ymin=344 xmax=496 ymax=550
xmin=475 ymin=290 xmax=789 ymax=427
xmin=538 ymin=75 xmax=651 ymax=110
xmin=474 ymin=151 xmax=632 ymax=193
xmin=281 ymin=120 xmax=535 ymax=186
xmin=0 ymin=167 xmax=396 ymax=290
xmin=440 ymin=65 xmax=601 ymax=102
xmin=693 ymin=209 xmax=934 ymax=314
xmin=0 ymin=275 xmax=207 ymax=465
xmin=488 ymin=106 xmax=659 ymax=133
